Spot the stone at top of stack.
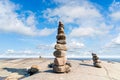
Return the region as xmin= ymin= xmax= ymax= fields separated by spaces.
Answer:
xmin=56 ymin=22 xmax=66 ymax=44
xmin=53 ymin=21 xmax=70 ymax=73
xmin=54 ymin=21 xmax=67 ymax=51
xmin=92 ymin=53 xmax=102 ymax=68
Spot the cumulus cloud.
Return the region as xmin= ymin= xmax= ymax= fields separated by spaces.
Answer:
xmin=67 ymin=39 xmax=85 ymax=49
xmin=109 ymin=1 xmax=120 ymax=22
xmin=5 ymin=49 xmax=40 ymax=55
xmin=0 ymin=0 xmax=55 ymax=36
xmin=43 ymin=0 xmax=102 ymax=24
xmin=43 ymin=0 xmax=112 ymax=38
xmin=110 ymin=11 xmax=120 ymax=21
xmin=105 ymin=33 xmax=120 ymax=49
xmin=112 ymin=33 xmax=120 ymax=45
xmin=70 ymin=27 xmax=94 ymax=37
xmin=104 ymin=1 xmax=120 ymax=49
xmin=37 ymin=28 xmax=56 ymax=36
xmin=70 ymin=23 xmax=113 ymax=37
xmin=109 ymin=0 xmax=120 ymax=12
xmin=37 ymin=44 xmax=54 ymax=50
xmin=6 ymin=49 xmax=15 ymax=53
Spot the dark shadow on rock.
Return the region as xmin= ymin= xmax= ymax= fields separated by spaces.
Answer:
xmin=80 ymin=63 xmax=93 ymax=67
xmin=3 ymin=67 xmax=27 ymax=76
xmin=44 ymin=70 xmax=54 ymax=73
xmin=3 ymin=67 xmax=30 ymax=79
xmin=2 ymin=67 xmax=41 ymax=79
xmin=44 ymin=69 xmax=66 ymax=74
xmin=0 ymin=77 xmax=6 ymax=80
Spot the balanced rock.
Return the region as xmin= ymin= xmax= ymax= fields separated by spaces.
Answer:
xmin=57 ymin=40 xmax=66 ymax=44
xmin=54 ymin=44 xmax=67 ymax=51
xmin=94 ymin=63 xmax=102 ymax=68
xmin=27 ymin=65 xmax=40 ymax=75
xmin=58 ymin=21 xmax=64 ymax=28
xmin=53 ymin=65 xmax=71 ymax=73
xmin=56 ymin=33 xmax=66 ymax=40
xmin=94 ymin=60 xmax=101 ymax=63
xmin=58 ymin=27 xmax=64 ymax=34
xmin=53 ymin=50 xmax=66 ymax=57
xmin=53 ymin=65 xmax=66 ymax=73
xmin=54 ymin=57 xmax=66 ymax=66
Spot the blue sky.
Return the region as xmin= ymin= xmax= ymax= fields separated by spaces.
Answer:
xmin=0 ymin=0 xmax=120 ymax=58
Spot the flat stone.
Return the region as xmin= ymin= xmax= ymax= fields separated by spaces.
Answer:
xmin=58 ymin=27 xmax=64 ymax=34
xmin=53 ymin=65 xmax=70 ymax=73
xmin=54 ymin=57 xmax=66 ymax=66
xmin=93 ymin=60 xmax=101 ymax=63
xmin=94 ymin=63 xmax=102 ymax=68
xmin=58 ymin=21 xmax=64 ymax=28
xmin=56 ymin=33 xmax=66 ymax=40
xmin=54 ymin=44 xmax=67 ymax=51
xmin=53 ymin=50 xmax=66 ymax=57
xmin=57 ymin=40 xmax=66 ymax=44
xmin=53 ymin=65 xmax=66 ymax=73
xmin=92 ymin=57 xmax=99 ymax=61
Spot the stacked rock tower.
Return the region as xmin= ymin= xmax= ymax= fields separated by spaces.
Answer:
xmin=53 ymin=21 xmax=70 ymax=73
xmin=92 ymin=53 xmax=102 ymax=68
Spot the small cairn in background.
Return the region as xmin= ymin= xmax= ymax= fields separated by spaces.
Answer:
xmin=53 ymin=21 xmax=70 ymax=73
xmin=92 ymin=53 xmax=102 ymax=68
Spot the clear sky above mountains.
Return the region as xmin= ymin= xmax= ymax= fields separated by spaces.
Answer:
xmin=0 ymin=0 xmax=120 ymax=58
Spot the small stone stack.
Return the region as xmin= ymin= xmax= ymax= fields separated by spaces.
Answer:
xmin=53 ymin=21 xmax=70 ymax=73
xmin=92 ymin=53 xmax=102 ymax=68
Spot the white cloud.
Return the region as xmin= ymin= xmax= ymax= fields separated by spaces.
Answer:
xmin=43 ymin=0 xmax=112 ymax=38
xmin=110 ymin=11 xmax=120 ymax=21
xmin=37 ymin=44 xmax=54 ymax=50
xmin=67 ymin=39 xmax=85 ymax=49
xmin=23 ymin=50 xmax=33 ymax=54
xmin=109 ymin=1 xmax=120 ymax=22
xmin=105 ymin=33 xmax=120 ymax=49
xmin=70 ymin=23 xmax=112 ymax=37
xmin=0 ymin=0 xmax=55 ymax=36
xmin=104 ymin=0 xmax=120 ymax=49
xmin=70 ymin=27 xmax=94 ymax=37
xmin=82 ymin=51 xmax=91 ymax=56
xmin=112 ymin=33 xmax=120 ymax=45
xmin=109 ymin=0 xmax=120 ymax=12
xmin=6 ymin=49 xmax=15 ymax=53
xmin=5 ymin=49 xmax=39 ymax=54
xmin=43 ymin=0 xmax=102 ymax=24
xmin=2 ymin=48 xmax=54 ymax=58
xmin=37 ymin=28 xmax=56 ymax=36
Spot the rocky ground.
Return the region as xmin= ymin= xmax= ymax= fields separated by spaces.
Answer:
xmin=0 ymin=58 xmax=120 ymax=80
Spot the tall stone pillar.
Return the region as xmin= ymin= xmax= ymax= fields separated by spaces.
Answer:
xmin=53 ymin=21 xmax=70 ymax=73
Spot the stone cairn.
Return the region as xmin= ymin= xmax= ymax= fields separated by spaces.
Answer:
xmin=53 ymin=21 xmax=70 ymax=73
xmin=92 ymin=53 xmax=102 ymax=68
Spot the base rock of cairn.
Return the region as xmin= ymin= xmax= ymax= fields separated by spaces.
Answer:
xmin=53 ymin=21 xmax=70 ymax=73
